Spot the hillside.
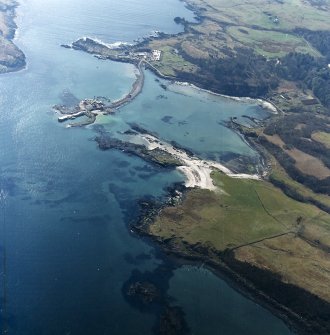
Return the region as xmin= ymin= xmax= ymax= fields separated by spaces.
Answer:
xmin=0 ymin=0 xmax=25 ymax=73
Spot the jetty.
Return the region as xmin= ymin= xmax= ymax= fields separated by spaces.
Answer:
xmin=109 ymin=59 xmax=145 ymax=109
xmin=55 ymin=60 xmax=145 ymax=127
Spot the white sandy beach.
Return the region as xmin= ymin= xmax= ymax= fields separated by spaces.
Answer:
xmin=170 ymin=81 xmax=279 ymax=114
xmin=132 ymin=133 xmax=259 ymax=190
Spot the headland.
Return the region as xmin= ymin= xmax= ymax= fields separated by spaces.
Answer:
xmin=0 ymin=0 xmax=25 ymax=73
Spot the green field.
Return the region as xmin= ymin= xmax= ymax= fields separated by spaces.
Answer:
xmin=148 ymin=171 xmax=330 ymax=302
xmin=151 ymin=171 xmax=328 ymax=251
xmin=144 ymin=0 xmax=330 ymax=81
xmin=148 ymin=44 xmax=197 ymax=77
xmin=312 ymin=131 xmax=330 ymax=149
xmin=227 ymin=26 xmax=321 ymax=58
xmin=191 ymin=0 xmax=330 ymax=31
xmin=270 ymin=160 xmax=330 ymax=211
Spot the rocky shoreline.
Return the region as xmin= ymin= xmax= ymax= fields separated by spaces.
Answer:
xmin=56 ymin=41 xmax=147 ymax=126
xmin=95 ymin=134 xmax=183 ymax=168
xmin=95 ymin=124 xmax=260 ymax=191
xmin=63 ymin=35 xmax=279 ymax=130
xmin=0 ymin=0 xmax=25 ymax=74
xmin=131 ymin=189 xmax=330 ymax=335
xmin=53 ymin=98 xmax=107 ymax=127
xmin=93 ymin=121 xmax=330 ymax=333
xmin=121 ymin=242 xmax=191 ymax=335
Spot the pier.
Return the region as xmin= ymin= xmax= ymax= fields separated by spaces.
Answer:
xmin=109 ymin=59 xmax=145 ymax=109
xmin=55 ymin=59 xmax=145 ymax=127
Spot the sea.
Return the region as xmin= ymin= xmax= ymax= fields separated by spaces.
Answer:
xmin=0 ymin=0 xmax=294 ymax=334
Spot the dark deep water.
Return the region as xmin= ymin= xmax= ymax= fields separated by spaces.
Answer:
xmin=0 ymin=0 xmax=293 ymax=334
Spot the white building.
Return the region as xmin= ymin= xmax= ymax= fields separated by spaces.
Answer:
xmin=152 ymin=50 xmax=161 ymax=61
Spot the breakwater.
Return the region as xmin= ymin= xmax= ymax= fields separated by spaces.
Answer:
xmin=54 ymin=59 xmax=145 ymax=127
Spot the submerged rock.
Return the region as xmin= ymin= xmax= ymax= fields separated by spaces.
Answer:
xmin=158 ymin=306 xmax=190 ymax=335
xmin=127 ymin=281 xmax=160 ymax=304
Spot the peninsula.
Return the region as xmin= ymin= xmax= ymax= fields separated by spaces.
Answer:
xmin=0 ymin=0 xmax=25 ymax=73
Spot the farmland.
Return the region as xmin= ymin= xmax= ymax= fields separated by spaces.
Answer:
xmin=147 ymin=171 xmax=330 ymax=304
xmin=145 ymin=0 xmax=329 ymax=78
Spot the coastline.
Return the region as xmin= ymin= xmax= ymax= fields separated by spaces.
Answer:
xmin=53 ymin=57 xmax=145 ymax=127
xmin=1 ymin=0 xmax=328 ymax=334
xmin=168 ymin=81 xmax=279 ymax=114
xmin=135 ymin=132 xmax=260 ymax=188
xmin=66 ymin=36 xmax=279 ymax=129
xmin=67 ymin=33 xmax=322 ymax=335
xmin=62 ymin=2 xmax=330 ymax=334
xmin=117 ymin=60 xmax=330 ymax=333
xmin=0 ymin=0 xmax=25 ymax=74
xmin=135 ymin=235 xmax=300 ymax=334
xmin=131 ymin=185 xmax=328 ymax=335
xmin=126 ymin=131 xmax=330 ymax=334
xmin=95 ymin=128 xmax=261 ymax=190
xmin=96 ymin=119 xmax=330 ymax=335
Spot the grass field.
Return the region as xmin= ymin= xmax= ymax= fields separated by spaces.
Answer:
xmin=188 ymin=0 xmax=330 ymax=31
xmin=151 ymin=171 xmax=328 ymax=251
xmin=149 ymin=170 xmax=330 ymax=302
xmin=288 ymin=148 xmax=330 ymax=179
xmin=269 ymin=154 xmax=330 ymax=210
xmin=140 ymin=0 xmax=330 ymax=309
xmin=226 ymin=26 xmax=321 ymax=58
xmin=235 ymin=233 xmax=330 ymax=302
xmin=148 ymin=42 xmax=198 ymax=76
xmin=263 ymin=133 xmax=330 ymax=179
xmin=141 ymin=0 xmax=330 ymax=306
xmin=312 ymin=131 xmax=330 ymax=149
xmin=144 ymin=0 xmax=330 ymax=83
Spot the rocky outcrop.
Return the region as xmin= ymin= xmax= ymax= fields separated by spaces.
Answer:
xmin=127 ymin=281 xmax=160 ymax=304
xmin=95 ymin=135 xmax=183 ymax=168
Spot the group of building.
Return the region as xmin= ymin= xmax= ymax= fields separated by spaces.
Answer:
xmin=134 ymin=49 xmax=162 ymax=61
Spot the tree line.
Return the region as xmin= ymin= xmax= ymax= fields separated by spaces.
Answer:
xmin=174 ymin=29 xmax=330 ymax=108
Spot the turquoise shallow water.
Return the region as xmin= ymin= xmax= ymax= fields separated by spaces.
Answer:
xmin=0 ymin=1 xmax=293 ymax=334
xmin=119 ymin=72 xmax=268 ymax=160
